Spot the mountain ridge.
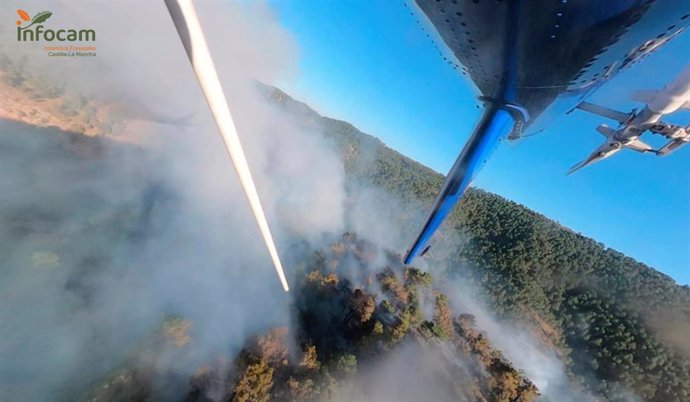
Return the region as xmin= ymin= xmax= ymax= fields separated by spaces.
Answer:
xmin=262 ymin=83 xmax=679 ymax=282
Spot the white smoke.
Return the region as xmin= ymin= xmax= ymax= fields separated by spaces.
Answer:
xmin=0 ymin=1 xmax=346 ymax=400
xmin=440 ymin=279 xmax=597 ymax=402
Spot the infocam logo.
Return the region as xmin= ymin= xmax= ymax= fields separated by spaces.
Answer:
xmin=16 ymin=9 xmax=95 ymax=42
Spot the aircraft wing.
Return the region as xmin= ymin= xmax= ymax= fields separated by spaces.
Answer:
xmin=577 ymin=101 xmax=633 ymax=123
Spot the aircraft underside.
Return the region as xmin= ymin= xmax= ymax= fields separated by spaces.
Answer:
xmin=403 ymin=0 xmax=690 ymax=264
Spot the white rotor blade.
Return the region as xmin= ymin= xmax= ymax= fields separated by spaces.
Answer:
xmin=165 ymin=0 xmax=289 ymax=292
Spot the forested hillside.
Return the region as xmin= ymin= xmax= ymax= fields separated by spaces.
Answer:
xmin=2 ymin=59 xmax=688 ymax=400
xmin=89 ymin=235 xmax=539 ymax=402
xmin=267 ymin=86 xmax=690 ymax=402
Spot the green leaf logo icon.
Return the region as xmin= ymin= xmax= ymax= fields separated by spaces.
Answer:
xmin=31 ymin=11 xmax=52 ymax=25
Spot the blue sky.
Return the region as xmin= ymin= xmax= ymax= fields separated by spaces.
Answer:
xmin=270 ymin=1 xmax=690 ymax=284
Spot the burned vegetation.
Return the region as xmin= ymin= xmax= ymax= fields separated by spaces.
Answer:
xmin=87 ymin=234 xmax=539 ymax=401
xmin=182 ymin=233 xmax=539 ymax=402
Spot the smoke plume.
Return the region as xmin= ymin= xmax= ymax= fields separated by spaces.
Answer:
xmin=0 ymin=1 xmax=344 ymax=399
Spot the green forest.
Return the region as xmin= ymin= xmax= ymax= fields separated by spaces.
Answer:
xmin=267 ymin=86 xmax=690 ymax=402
